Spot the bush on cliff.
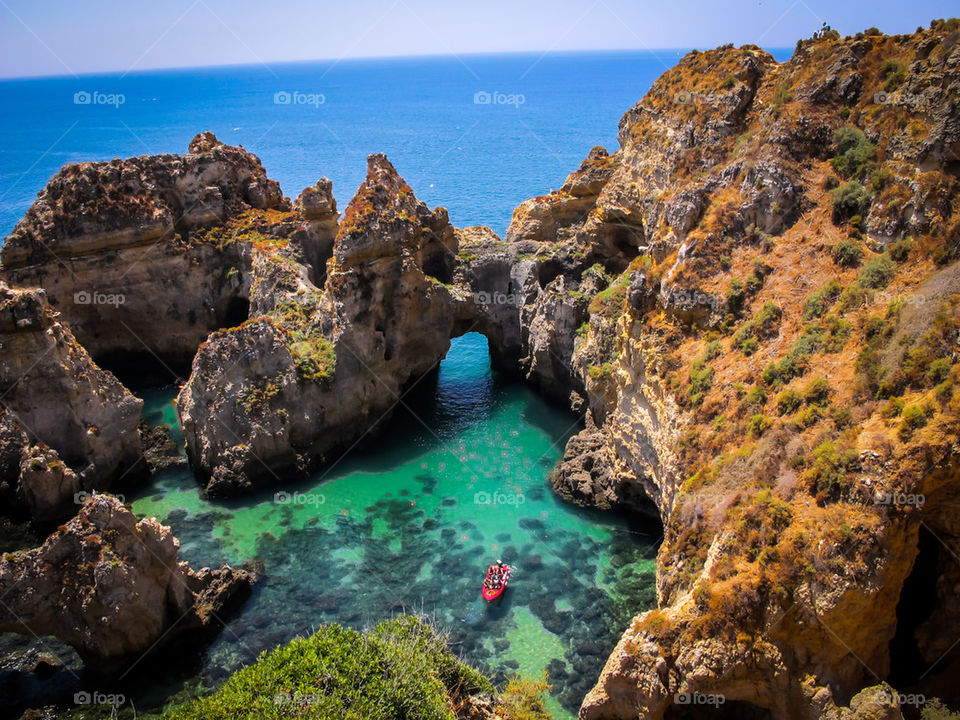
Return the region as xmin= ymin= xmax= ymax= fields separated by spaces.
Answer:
xmin=163 ymin=616 xmax=503 ymax=720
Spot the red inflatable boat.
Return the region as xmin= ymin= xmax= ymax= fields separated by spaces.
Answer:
xmin=482 ymin=563 xmax=510 ymax=601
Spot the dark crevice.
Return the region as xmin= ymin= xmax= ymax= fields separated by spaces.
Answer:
xmin=221 ymin=296 xmax=250 ymax=329
xmin=888 ymin=524 xmax=941 ymax=687
xmin=95 ymin=351 xmax=190 ymax=391
xmin=664 ymin=699 xmax=774 ymax=719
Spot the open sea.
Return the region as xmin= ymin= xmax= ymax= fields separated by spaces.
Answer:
xmin=0 ymin=49 xmax=790 ymax=717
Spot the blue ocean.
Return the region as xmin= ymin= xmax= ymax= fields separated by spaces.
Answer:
xmin=0 ymin=50 xmax=790 ymax=718
xmin=1 ymin=49 xmax=746 ymax=238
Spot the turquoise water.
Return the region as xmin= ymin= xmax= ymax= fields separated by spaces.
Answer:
xmin=127 ymin=333 xmax=659 ymax=717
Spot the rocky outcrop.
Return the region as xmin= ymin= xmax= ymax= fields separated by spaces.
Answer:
xmin=0 ymin=494 xmax=253 ymax=673
xmin=542 ymin=24 xmax=960 ymax=720
xmin=0 ymin=133 xmax=293 ymax=368
xmin=0 ymin=284 xmax=142 ymax=522
xmin=177 ymin=154 xmax=462 ymax=494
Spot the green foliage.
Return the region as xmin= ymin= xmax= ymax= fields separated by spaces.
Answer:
xmin=830 ymin=126 xmax=877 ymax=179
xmin=588 ymin=272 xmax=629 ymax=317
xmin=497 ymin=674 xmax=553 ymax=720
xmin=575 ymin=322 xmax=590 ymax=339
xmin=803 ymin=281 xmax=842 ymax=320
xmin=802 ymin=376 xmax=832 ymax=406
xmin=732 ymin=302 xmax=782 ymax=355
xmin=762 ymin=353 xmax=807 ymax=388
xmin=164 ymin=617 xmax=494 ymax=720
xmin=274 ymin=300 xmax=337 ymax=383
xmin=899 ymin=403 xmax=931 ymax=440
xmin=776 ymin=389 xmax=802 ymax=415
xmin=831 ymin=238 xmax=863 ymax=267
xmin=831 ymin=181 xmax=868 ymax=223
xmin=688 ymin=359 xmax=714 ymax=406
xmin=921 ymin=698 xmax=960 ymax=720
xmin=748 ymin=414 xmax=773 ymax=436
xmin=745 ymin=386 xmax=767 ymax=406
xmin=856 ymin=254 xmax=896 ymax=289
xmin=238 ymin=379 xmax=282 ymax=416
xmin=881 ymin=58 xmax=907 ymax=91
xmin=804 ymin=441 xmax=859 ymax=501
xmin=588 ymin=362 xmax=614 ymax=381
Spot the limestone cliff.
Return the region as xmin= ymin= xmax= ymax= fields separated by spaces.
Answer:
xmin=0 ymin=132 xmax=332 ymax=371
xmin=0 ymin=494 xmax=253 ymax=673
xmin=176 ymin=154 xmax=462 ymax=494
xmin=499 ymin=22 xmax=960 ymax=720
xmin=0 ymin=283 xmax=142 ymax=522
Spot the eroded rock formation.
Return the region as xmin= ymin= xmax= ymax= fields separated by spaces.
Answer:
xmin=0 ymin=494 xmax=252 ymax=672
xmin=0 ymin=284 xmax=142 ymax=522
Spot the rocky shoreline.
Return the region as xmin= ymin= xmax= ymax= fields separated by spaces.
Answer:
xmin=0 ymin=19 xmax=958 ymax=720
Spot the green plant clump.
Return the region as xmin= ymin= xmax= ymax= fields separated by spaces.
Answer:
xmin=164 ymin=616 xmax=499 ymax=720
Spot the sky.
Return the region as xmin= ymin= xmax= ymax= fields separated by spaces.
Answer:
xmin=0 ymin=0 xmax=952 ymax=78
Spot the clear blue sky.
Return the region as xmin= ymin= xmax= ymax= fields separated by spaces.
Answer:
xmin=0 ymin=0 xmax=951 ymax=78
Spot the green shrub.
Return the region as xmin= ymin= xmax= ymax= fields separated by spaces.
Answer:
xmin=804 ymin=441 xmax=859 ymax=501
xmin=899 ymin=403 xmax=930 ymax=440
xmin=881 ymin=59 xmax=907 ymax=91
xmin=856 ymin=254 xmax=896 ymax=289
xmin=926 ymin=358 xmax=951 ymax=384
xmin=831 ymin=238 xmax=863 ymax=267
xmin=589 ymin=273 xmax=629 ymax=317
xmin=802 ymin=376 xmax=832 ymax=406
xmin=803 ymin=281 xmax=842 ymax=320
xmin=497 ymin=675 xmax=552 ymax=720
xmin=688 ymin=360 xmax=714 ymax=406
xmin=831 ymin=126 xmax=877 ymax=179
xmin=831 ymin=181 xmax=869 ymax=223
xmin=745 ymin=386 xmax=767 ymax=405
xmin=164 ymin=616 xmax=493 ymax=720
xmin=921 ymin=698 xmax=960 ymax=720
xmin=776 ymin=390 xmax=802 ymax=415
xmin=832 ymin=406 xmax=852 ymax=428
xmin=748 ymin=414 xmax=773 ymax=436
xmin=762 ymin=353 xmax=808 ymax=388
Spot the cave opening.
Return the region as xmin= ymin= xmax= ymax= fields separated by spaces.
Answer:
xmin=221 ymin=296 xmax=250 ymax=329
xmin=95 ymin=350 xmax=190 ymax=391
xmin=664 ymin=699 xmax=774 ymax=720
xmin=888 ymin=524 xmax=941 ymax=687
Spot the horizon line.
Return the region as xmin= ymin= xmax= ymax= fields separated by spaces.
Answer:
xmin=0 ymin=45 xmax=795 ymax=82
